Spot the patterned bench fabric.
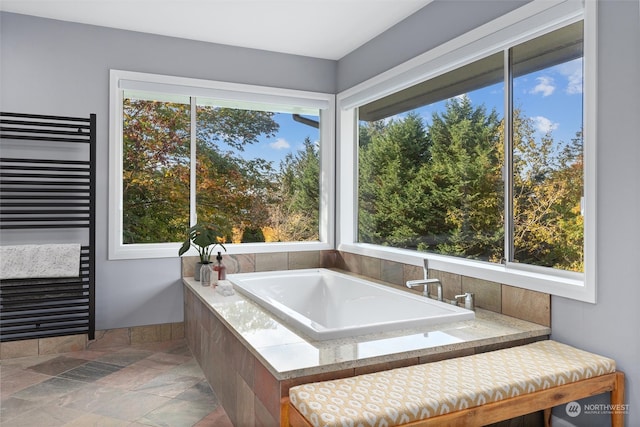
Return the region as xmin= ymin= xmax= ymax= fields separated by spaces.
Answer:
xmin=289 ymin=340 xmax=616 ymax=427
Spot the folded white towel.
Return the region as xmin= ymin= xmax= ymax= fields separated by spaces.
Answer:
xmin=0 ymin=244 xmax=81 ymax=280
xmin=215 ymin=281 xmax=235 ymax=296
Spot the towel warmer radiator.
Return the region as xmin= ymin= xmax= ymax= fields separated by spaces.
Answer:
xmin=0 ymin=112 xmax=96 ymax=342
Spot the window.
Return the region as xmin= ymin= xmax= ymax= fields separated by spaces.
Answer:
xmin=357 ymin=22 xmax=584 ymax=273
xmin=110 ymin=71 xmax=335 ymax=259
xmin=122 ymin=92 xmax=191 ymax=244
xmin=358 ymin=53 xmax=506 ymax=263
xmin=509 ymin=22 xmax=584 ymax=272
xmin=338 ymin=0 xmax=596 ymax=302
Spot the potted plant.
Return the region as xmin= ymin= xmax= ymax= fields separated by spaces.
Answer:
xmin=179 ymin=222 xmax=227 ymax=281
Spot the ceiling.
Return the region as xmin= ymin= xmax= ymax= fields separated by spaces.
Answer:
xmin=0 ymin=0 xmax=433 ymax=60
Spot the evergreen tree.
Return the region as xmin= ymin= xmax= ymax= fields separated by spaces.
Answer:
xmin=426 ymin=96 xmax=503 ymax=261
xmin=269 ymin=137 xmax=320 ymax=241
xmin=358 ymin=112 xmax=431 ymax=248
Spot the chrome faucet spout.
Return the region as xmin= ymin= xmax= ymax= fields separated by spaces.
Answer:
xmin=405 ymin=258 xmax=443 ymax=301
xmin=406 ymin=278 xmax=442 ymax=301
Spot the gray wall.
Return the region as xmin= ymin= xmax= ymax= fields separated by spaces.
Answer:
xmin=550 ymin=1 xmax=640 ymax=425
xmin=338 ymin=1 xmax=640 ymax=426
xmin=0 ymin=12 xmax=337 ymax=331
xmin=337 ymin=0 xmax=527 ymax=92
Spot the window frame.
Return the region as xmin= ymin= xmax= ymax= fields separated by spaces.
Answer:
xmin=109 ymin=70 xmax=336 ymax=260
xmin=336 ymin=0 xmax=597 ymax=303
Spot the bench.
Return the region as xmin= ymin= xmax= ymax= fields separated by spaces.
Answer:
xmin=282 ymin=340 xmax=625 ymax=427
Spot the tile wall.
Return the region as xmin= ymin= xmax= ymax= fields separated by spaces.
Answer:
xmin=334 ymin=251 xmax=551 ymax=327
xmin=183 ymin=249 xmax=551 ymax=327
xmin=0 ymin=322 xmax=185 ymax=360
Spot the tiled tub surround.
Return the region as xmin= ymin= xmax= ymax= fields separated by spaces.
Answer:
xmin=182 ymin=250 xmax=551 ymax=327
xmin=184 ymin=274 xmax=550 ymax=426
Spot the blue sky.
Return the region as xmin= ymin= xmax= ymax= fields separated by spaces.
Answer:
xmin=416 ymin=57 xmax=583 ymax=150
xmin=237 ymin=57 xmax=582 ymax=168
xmin=242 ymin=113 xmax=320 ymax=167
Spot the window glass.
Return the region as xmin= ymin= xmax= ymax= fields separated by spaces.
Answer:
xmin=357 ymin=21 xmax=584 ymax=273
xmin=511 ymin=22 xmax=584 ymax=272
xmin=122 ymin=93 xmax=190 ymax=243
xmin=121 ymin=90 xmax=321 ymax=246
xmin=358 ymin=53 xmax=505 ymax=262
xmin=195 ymin=101 xmax=321 ymax=243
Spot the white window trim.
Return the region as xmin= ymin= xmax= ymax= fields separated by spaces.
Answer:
xmin=336 ymin=0 xmax=597 ymax=303
xmin=109 ymin=70 xmax=335 ymax=260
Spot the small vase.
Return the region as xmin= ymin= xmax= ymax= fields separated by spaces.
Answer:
xmin=194 ymin=262 xmax=204 ymax=281
xmin=200 ymin=262 xmax=213 ymax=287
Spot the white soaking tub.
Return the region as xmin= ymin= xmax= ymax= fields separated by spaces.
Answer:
xmin=227 ymin=268 xmax=474 ymax=340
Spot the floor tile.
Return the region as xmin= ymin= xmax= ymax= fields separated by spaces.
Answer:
xmin=0 ymin=338 xmax=233 ymax=427
xmin=92 ymin=390 xmax=171 ymax=421
xmin=0 ymin=401 xmax=84 ymax=427
xmin=131 ymin=339 xmax=188 ymax=354
xmin=137 ymin=398 xmax=213 ymax=427
xmin=141 ymin=351 xmax=192 ymax=368
xmin=195 ymin=406 xmax=234 ymax=427
xmin=166 ymin=358 xmax=206 ymax=378
xmin=58 ymin=360 xmax=122 ymax=382
xmin=174 ymin=380 xmax=218 ymax=404
xmin=164 ymin=341 xmax=192 ymax=356
xmin=1 ymin=354 xmax=58 ymax=370
xmin=96 ymin=348 xmax=154 ymax=367
xmin=62 ymin=412 xmax=132 ymax=426
xmin=57 ymin=382 xmax=124 ymax=412
xmin=12 ymin=376 xmax=88 ymax=401
xmin=0 ymin=368 xmax=51 ymax=398
xmin=28 ymin=355 xmax=89 ymax=376
xmin=96 ymin=364 xmax=166 ymax=390
xmin=134 ymin=371 xmax=202 ymax=398
xmin=64 ymin=349 xmax=110 ymax=361
xmin=0 ymin=397 xmax=42 ymax=423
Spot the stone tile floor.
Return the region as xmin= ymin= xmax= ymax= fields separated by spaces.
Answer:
xmin=0 ymin=339 xmax=233 ymax=426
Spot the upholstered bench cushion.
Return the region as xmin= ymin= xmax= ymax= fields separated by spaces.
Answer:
xmin=288 ymin=340 xmax=616 ymax=427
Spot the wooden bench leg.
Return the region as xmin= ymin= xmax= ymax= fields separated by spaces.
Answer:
xmin=543 ymin=408 xmax=552 ymax=427
xmin=611 ymin=371 xmax=625 ymax=427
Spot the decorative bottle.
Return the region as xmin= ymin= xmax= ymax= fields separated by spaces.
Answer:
xmin=200 ymin=262 xmax=216 ymax=287
xmin=214 ymin=251 xmax=226 ymax=280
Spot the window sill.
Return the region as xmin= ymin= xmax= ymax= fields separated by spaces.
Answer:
xmin=109 ymin=241 xmax=334 ymax=261
xmin=337 ymin=243 xmax=594 ymax=303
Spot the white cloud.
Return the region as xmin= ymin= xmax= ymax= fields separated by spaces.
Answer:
xmin=269 ymin=138 xmax=290 ymax=150
xmin=530 ymin=76 xmax=556 ymax=97
xmin=557 ymin=59 xmax=583 ymax=95
xmin=532 ymin=116 xmax=559 ymax=134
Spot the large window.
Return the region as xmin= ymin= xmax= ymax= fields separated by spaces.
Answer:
xmin=357 ymin=22 xmax=584 ymax=273
xmin=110 ymin=72 xmax=335 ymax=259
xmin=358 ymin=53 xmax=506 ymax=264
xmin=338 ymin=0 xmax=596 ymax=302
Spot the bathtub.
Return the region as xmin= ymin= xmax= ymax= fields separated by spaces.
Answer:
xmin=227 ymin=268 xmax=475 ymax=340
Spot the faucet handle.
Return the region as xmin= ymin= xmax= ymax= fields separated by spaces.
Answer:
xmin=454 ymin=292 xmax=475 ymax=311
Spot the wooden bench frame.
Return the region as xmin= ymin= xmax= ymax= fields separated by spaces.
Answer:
xmin=281 ymin=371 xmax=625 ymax=427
